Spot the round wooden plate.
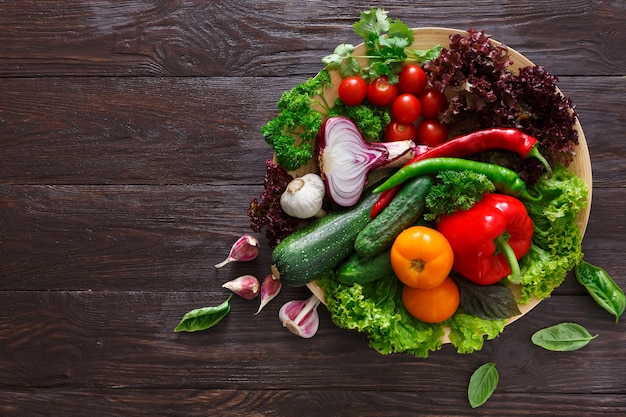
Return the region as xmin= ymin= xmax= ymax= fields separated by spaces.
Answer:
xmin=287 ymin=28 xmax=592 ymax=343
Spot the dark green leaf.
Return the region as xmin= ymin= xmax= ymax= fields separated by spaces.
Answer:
xmin=575 ymin=260 xmax=625 ymax=323
xmin=454 ymin=275 xmax=521 ymax=320
xmin=531 ymin=322 xmax=598 ymax=351
xmin=468 ymin=362 xmax=498 ymax=408
xmin=174 ymin=295 xmax=232 ymax=332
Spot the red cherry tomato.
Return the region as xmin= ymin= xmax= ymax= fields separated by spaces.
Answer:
xmin=416 ymin=119 xmax=448 ymax=146
xmin=419 ymin=88 xmax=447 ymax=119
xmin=398 ymin=64 xmax=427 ymax=95
xmin=391 ymin=93 xmax=421 ymax=124
xmin=367 ymin=76 xmax=398 ymax=107
xmin=384 ymin=120 xmax=417 ymax=142
xmin=338 ymin=76 xmax=367 ymax=106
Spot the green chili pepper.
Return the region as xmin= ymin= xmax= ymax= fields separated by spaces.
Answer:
xmin=575 ymin=260 xmax=625 ymax=323
xmin=373 ymin=157 xmax=541 ymax=202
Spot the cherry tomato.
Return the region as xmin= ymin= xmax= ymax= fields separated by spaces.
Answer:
xmin=390 ymin=226 xmax=454 ymax=289
xmin=418 ymin=88 xmax=447 ymax=119
xmin=402 ymin=277 xmax=460 ymax=323
xmin=398 ymin=64 xmax=427 ymax=95
xmin=391 ymin=93 xmax=421 ymax=124
xmin=367 ymin=76 xmax=398 ymax=107
xmin=416 ymin=119 xmax=448 ymax=147
xmin=384 ymin=120 xmax=417 ymax=142
xmin=338 ymin=76 xmax=367 ymax=106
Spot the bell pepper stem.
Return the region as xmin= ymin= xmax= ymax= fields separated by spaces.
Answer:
xmin=495 ymin=235 xmax=521 ymax=284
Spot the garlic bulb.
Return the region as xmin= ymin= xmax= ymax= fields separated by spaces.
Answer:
xmin=280 ymin=173 xmax=326 ymax=219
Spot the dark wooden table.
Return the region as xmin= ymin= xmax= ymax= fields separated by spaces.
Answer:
xmin=1 ymin=1 xmax=625 ymax=416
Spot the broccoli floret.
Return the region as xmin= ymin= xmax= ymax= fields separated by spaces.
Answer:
xmin=424 ymin=170 xmax=495 ymax=221
xmin=261 ymin=70 xmax=333 ymax=171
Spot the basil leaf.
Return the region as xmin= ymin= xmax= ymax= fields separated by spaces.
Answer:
xmin=575 ymin=260 xmax=625 ymax=323
xmin=468 ymin=362 xmax=499 ymax=408
xmin=174 ymin=295 xmax=232 ymax=332
xmin=531 ymin=322 xmax=598 ymax=351
xmin=454 ymin=275 xmax=521 ymax=320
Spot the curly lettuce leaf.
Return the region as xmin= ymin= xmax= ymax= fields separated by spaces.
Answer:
xmin=446 ymin=313 xmax=506 ymax=354
xmin=518 ymin=164 xmax=588 ymax=303
xmin=319 ymin=273 xmax=513 ymax=357
xmin=317 ymin=273 xmax=444 ymax=358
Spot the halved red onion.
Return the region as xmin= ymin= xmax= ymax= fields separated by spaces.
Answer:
xmin=317 ymin=117 xmax=418 ymax=207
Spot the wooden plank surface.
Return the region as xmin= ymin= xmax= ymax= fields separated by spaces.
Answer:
xmin=1 ymin=0 xmax=625 ymax=415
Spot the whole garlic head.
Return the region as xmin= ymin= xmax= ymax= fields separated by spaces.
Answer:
xmin=280 ymin=173 xmax=326 ymax=219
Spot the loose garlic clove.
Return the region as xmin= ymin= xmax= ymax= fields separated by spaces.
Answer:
xmin=255 ymin=274 xmax=282 ymax=315
xmin=278 ymin=294 xmax=321 ymax=338
xmin=222 ymin=275 xmax=260 ymax=300
xmin=215 ymin=234 xmax=260 ymax=268
xmin=280 ymin=173 xmax=326 ymax=219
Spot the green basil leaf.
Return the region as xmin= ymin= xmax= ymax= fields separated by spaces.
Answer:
xmin=454 ymin=275 xmax=521 ymax=320
xmin=531 ymin=322 xmax=598 ymax=351
xmin=174 ymin=295 xmax=232 ymax=332
xmin=468 ymin=362 xmax=499 ymax=408
xmin=575 ymin=260 xmax=625 ymax=323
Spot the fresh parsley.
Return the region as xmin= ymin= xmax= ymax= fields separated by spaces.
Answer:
xmin=322 ymin=8 xmax=441 ymax=82
xmin=261 ymin=70 xmax=333 ymax=171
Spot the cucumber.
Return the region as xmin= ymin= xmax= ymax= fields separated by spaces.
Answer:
xmin=354 ymin=175 xmax=433 ymax=258
xmin=336 ymin=249 xmax=394 ymax=286
xmin=271 ymin=192 xmax=378 ymax=286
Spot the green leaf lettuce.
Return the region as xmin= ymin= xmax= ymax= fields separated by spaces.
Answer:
xmin=518 ymin=164 xmax=589 ymax=303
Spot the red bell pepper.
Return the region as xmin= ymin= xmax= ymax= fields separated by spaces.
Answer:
xmin=436 ymin=193 xmax=534 ymax=285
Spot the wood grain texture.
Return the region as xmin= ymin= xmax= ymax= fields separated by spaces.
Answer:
xmin=0 ymin=291 xmax=624 ymax=391
xmin=1 ymin=1 xmax=625 ymax=415
xmin=0 ymin=390 xmax=625 ymax=417
xmin=0 ymin=0 xmax=624 ymax=77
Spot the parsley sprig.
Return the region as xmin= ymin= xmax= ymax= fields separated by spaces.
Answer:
xmin=261 ymin=70 xmax=333 ymax=171
xmin=322 ymin=8 xmax=441 ymax=83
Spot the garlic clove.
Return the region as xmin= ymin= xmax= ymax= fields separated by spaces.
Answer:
xmin=215 ymin=234 xmax=260 ymax=268
xmin=255 ymin=274 xmax=282 ymax=315
xmin=278 ymin=294 xmax=321 ymax=338
xmin=222 ymin=275 xmax=260 ymax=300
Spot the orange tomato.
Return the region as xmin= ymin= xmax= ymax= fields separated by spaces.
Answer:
xmin=390 ymin=226 xmax=454 ymax=289
xmin=402 ymin=277 xmax=460 ymax=323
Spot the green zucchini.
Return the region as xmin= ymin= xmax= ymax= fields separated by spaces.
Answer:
xmin=336 ymin=249 xmax=394 ymax=286
xmin=271 ymin=192 xmax=379 ymax=286
xmin=354 ymin=175 xmax=433 ymax=258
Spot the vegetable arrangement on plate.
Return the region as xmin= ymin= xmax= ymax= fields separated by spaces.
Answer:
xmin=244 ymin=9 xmax=625 ymax=357
xmin=170 ymin=8 xmax=625 ymax=407
xmin=174 ymin=9 xmax=622 ymax=365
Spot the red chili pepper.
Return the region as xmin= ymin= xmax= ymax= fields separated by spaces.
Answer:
xmin=370 ymin=128 xmax=551 ymax=219
xmin=436 ymin=193 xmax=534 ymax=285
xmin=405 ymin=128 xmax=551 ymax=172
xmin=370 ymin=187 xmax=399 ymax=219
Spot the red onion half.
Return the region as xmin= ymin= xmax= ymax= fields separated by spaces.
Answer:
xmin=317 ymin=116 xmax=418 ymax=207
